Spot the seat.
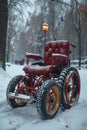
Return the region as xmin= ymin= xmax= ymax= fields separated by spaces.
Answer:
xmin=23 ymin=65 xmax=51 ymax=75
xmin=23 ymin=40 xmax=71 ymax=75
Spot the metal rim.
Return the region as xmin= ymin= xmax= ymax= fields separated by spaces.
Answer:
xmin=14 ymin=81 xmax=28 ymax=106
xmin=45 ymin=85 xmax=60 ymax=116
xmin=64 ymin=71 xmax=80 ymax=106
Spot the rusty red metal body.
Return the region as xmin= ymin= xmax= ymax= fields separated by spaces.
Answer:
xmin=8 ymin=40 xmax=71 ymax=102
xmin=22 ymin=41 xmax=71 ymax=98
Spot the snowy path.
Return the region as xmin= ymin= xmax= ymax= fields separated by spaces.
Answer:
xmin=0 ymin=65 xmax=87 ymax=130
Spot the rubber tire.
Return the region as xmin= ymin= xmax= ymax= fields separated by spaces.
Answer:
xmin=36 ymin=80 xmax=61 ymax=119
xmin=6 ymin=75 xmax=27 ymax=108
xmin=58 ymin=67 xmax=80 ymax=110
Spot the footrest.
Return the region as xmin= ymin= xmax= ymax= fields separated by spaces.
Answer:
xmin=7 ymin=93 xmax=30 ymax=100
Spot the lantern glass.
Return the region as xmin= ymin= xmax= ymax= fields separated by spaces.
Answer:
xmin=42 ymin=23 xmax=49 ymax=32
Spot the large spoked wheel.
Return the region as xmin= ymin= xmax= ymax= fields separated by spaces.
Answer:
xmin=6 ymin=75 xmax=29 ymax=108
xmin=37 ymin=80 xmax=61 ymax=119
xmin=58 ymin=67 xmax=80 ymax=110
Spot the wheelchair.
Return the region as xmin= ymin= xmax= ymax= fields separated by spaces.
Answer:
xmin=6 ymin=40 xmax=80 ymax=119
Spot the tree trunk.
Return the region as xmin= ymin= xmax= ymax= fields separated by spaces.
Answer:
xmin=0 ymin=0 xmax=8 ymax=70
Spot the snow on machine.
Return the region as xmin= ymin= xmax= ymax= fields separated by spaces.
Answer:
xmin=6 ymin=40 xmax=80 ymax=119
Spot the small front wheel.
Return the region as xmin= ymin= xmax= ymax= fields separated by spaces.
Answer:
xmin=6 ymin=75 xmax=29 ymax=108
xmin=36 ymin=80 xmax=61 ymax=119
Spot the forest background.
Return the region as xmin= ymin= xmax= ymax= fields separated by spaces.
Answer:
xmin=0 ymin=0 xmax=87 ymax=69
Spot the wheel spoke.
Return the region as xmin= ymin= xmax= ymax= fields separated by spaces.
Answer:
xmin=65 ymin=71 xmax=80 ymax=106
xmin=46 ymin=86 xmax=60 ymax=115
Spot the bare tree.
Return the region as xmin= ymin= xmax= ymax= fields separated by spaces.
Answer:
xmin=70 ymin=0 xmax=87 ymax=68
xmin=0 ymin=0 xmax=8 ymax=70
xmin=7 ymin=0 xmax=31 ymax=62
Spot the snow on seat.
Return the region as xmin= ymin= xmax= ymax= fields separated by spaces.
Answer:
xmin=23 ymin=65 xmax=51 ymax=75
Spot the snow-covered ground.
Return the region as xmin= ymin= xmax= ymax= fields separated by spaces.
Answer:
xmin=0 ymin=64 xmax=87 ymax=130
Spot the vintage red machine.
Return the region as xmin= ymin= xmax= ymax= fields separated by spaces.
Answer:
xmin=6 ymin=40 xmax=80 ymax=119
